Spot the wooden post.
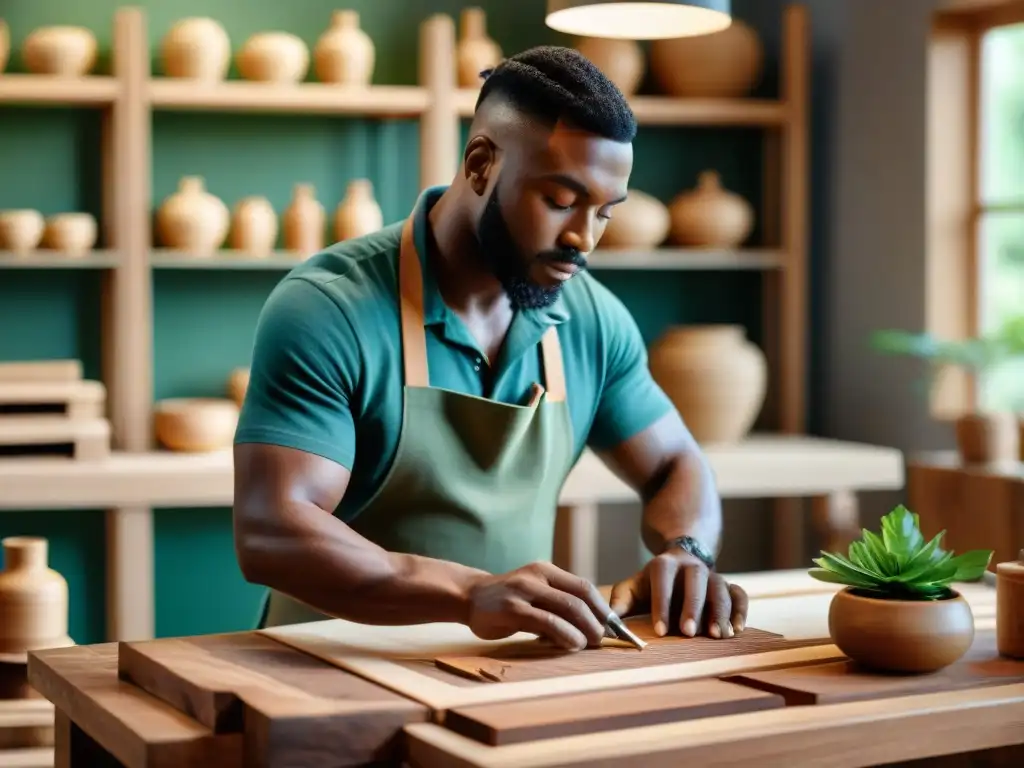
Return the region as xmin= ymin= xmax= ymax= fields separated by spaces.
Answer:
xmin=419 ymin=14 xmax=459 ymax=189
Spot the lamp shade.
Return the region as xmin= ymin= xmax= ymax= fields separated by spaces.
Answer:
xmin=546 ymin=0 xmax=731 ymax=40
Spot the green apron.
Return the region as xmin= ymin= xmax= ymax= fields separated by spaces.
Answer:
xmin=260 ymin=214 xmax=577 ymax=628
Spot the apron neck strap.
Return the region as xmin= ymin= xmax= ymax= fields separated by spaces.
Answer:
xmin=399 ymin=216 xmax=567 ymax=403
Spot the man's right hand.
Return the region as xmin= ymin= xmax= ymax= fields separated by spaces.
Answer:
xmin=463 ymin=561 xmax=613 ymax=651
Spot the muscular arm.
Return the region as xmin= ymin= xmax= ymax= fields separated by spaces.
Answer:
xmin=233 ymin=443 xmax=487 ymax=626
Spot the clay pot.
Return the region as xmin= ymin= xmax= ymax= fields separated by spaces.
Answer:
xmin=160 ymin=18 xmax=231 ymax=81
xmin=314 ymin=11 xmax=375 ymax=86
xmin=600 ymin=190 xmax=669 ymax=249
xmin=334 ymin=179 xmax=383 ymax=241
xmin=0 ymin=20 xmax=9 ymax=74
xmin=648 ymin=325 xmax=766 ymax=444
xmin=230 ymin=196 xmax=278 ymax=255
xmin=227 ymin=368 xmax=250 ymax=408
xmin=154 ymin=398 xmax=239 ymax=453
xmin=457 ymin=7 xmax=503 ymax=88
xmin=0 ymin=210 xmax=45 ymax=254
xmin=955 ymin=412 xmax=1018 ymax=465
xmin=575 ymin=37 xmax=645 ymax=97
xmin=669 ymin=171 xmax=754 ymax=248
xmin=237 ymin=32 xmax=309 ymax=83
xmin=649 ymin=19 xmax=763 ymax=98
xmin=21 ymin=26 xmax=97 ymax=76
xmin=829 ymin=587 xmax=974 ymax=673
xmin=996 ymin=552 xmax=1024 ymax=659
xmin=283 ymin=183 xmax=326 ymax=256
xmin=156 ymin=176 xmax=230 ymax=255
xmin=0 ymin=537 xmax=73 ymax=660
xmin=41 ymin=213 xmax=97 ymax=255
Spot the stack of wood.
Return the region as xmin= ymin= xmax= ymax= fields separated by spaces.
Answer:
xmin=0 ymin=360 xmax=110 ymax=461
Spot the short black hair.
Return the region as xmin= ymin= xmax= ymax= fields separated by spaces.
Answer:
xmin=474 ymin=46 xmax=637 ymax=144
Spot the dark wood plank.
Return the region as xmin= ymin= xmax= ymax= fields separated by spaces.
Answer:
xmin=444 ymin=678 xmax=785 ymax=746
xmin=116 ymin=632 xmax=429 ymax=767
xmin=726 ymin=632 xmax=1024 ymax=705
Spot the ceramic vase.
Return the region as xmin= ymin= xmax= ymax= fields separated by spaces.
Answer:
xmin=457 ymin=7 xmax=502 ymax=88
xmin=0 ymin=210 xmax=45 ymax=254
xmin=41 ymin=213 xmax=97 ymax=255
xmin=314 ymin=10 xmax=375 ymax=86
xmin=669 ymin=171 xmax=754 ymax=248
xmin=828 ymin=587 xmax=974 ymax=673
xmin=160 ymin=17 xmax=231 ymax=81
xmin=575 ymin=36 xmax=645 ymax=97
xmin=230 ymin=196 xmax=278 ymax=255
xmin=156 ymin=176 xmax=230 ymax=255
xmin=283 ymin=183 xmax=326 ymax=256
xmin=334 ymin=179 xmax=383 ymax=241
xmin=955 ymin=412 xmax=1019 ymax=464
xmin=227 ymin=368 xmax=250 ymax=408
xmin=649 ymin=19 xmax=763 ymax=98
xmin=0 ymin=537 xmax=71 ymax=658
xmin=21 ymin=26 xmax=97 ymax=76
xmin=237 ymin=32 xmax=309 ymax=83
xmin=0 ymin=20 xmax=9 ymax=74
xmin=648 ymin=325 xmax=766 ymax=444
xmin=599 ymin=189 xmax=669 ymax=249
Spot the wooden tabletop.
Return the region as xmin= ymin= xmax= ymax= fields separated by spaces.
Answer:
xmin=25 ymin=570 xmax=1024 ymax=768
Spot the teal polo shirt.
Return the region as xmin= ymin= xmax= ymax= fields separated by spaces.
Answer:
xmin=235 ymin=186 xmax=674 ymax=520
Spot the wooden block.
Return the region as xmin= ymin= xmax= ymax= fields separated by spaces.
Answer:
xmin=117 ymin=633 xmax=429 ymax=767
xmin=725 ymin=631 xmax=1024 ymax=705
xmin=0 ymin=381 xmax=105 ymax=420
xmin=0 ymin=361 xmax=81 ymax=383
xmin=0 ymin=699 xmax=53 ymax=751
xmin=0 ymin=415 xmax=109 ymax=460
xmin=443 ymin=678 xmax=785 ymax=746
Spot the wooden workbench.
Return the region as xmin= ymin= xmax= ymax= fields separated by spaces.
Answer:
xmin=23 ymin=569 xmax=1024 ymax=768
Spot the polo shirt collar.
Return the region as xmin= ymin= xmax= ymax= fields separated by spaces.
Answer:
xmin=408 ymin=185 xmax=570 ymax=331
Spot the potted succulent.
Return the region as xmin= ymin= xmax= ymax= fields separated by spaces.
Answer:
xmin=871 ymin=314 xmax=1024 ymax=464
xmin=810 ymin=504 xmax=993 ymax=673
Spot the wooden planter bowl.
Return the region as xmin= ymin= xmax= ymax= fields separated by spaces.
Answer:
xmin=828 ymin=587 xmax=974 ymax=673
xmin=154 ymin=397 xmax=239 ymax=452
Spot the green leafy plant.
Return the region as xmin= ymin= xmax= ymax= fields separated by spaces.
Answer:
xmin=809 ymin=505 xmax=993 ymax=600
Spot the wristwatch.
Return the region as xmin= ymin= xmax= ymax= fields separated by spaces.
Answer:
xmin=664 ymin=535 xmax=716 ymax=570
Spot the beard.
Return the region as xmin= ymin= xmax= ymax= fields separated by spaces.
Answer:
xmin=476 ymin=184 xmax=587 ymax=310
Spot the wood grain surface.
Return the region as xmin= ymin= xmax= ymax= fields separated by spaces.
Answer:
xmin=443 ymin=678 xmax=785 ymax=745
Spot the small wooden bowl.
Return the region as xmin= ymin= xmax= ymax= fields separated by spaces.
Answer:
xmin=154 ymin=397 xmax=239 ymax=452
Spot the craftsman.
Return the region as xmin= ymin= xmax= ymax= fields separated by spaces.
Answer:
xmin=232 ymin=46 xmax=748 ymax=652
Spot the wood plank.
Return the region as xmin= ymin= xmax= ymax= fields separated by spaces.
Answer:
xmin=0 ymin=250 xmax=120 ymax=269
xmin=116 ymin=633 xmax=428 ymax=766
xmin=0 ymin=75 xmax=118 ymax=106
xmin=443 ymin=679 xmax=784 ymax=746
xmin=26 ymin=644 xmax=240 ymax=768
xmin=0 ymin=362 xmax=81 ymax=383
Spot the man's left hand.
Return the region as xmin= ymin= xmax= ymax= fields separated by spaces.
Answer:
xmin=608 ymin=549 xmax=748 ymax=639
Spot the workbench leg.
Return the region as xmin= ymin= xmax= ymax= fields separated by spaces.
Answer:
xmin=553 ymin=503 xmax=599 ymax=585
xmin=54 ymin=708 xmax=122 ymax=767
xmin=811 ymin=490 xmax=860 ymax=555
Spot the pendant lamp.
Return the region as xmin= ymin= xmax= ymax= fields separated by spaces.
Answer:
xmin=546 ymin=0 xmax=731 ymax=40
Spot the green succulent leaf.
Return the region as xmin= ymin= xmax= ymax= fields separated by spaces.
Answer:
xmin=948 ymin=549 xmax=994 ymax=581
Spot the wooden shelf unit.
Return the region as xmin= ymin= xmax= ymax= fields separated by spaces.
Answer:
xmin=0 ymin=5 xmax=829 ymax=641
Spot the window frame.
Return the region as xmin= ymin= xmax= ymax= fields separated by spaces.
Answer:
xmin=927 ymin=0 xmax=1024 ymax=418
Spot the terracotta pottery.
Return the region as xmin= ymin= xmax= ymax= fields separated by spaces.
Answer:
xmin=828 ymin=587 xmax=974 ymax=673
xmin=668 ymin=171 xmax=754 ymax=248
xmin=334 ymin=179 xmax=383 ymax=241
xmin=156 ymin=176 xmax=230 ymax=255
xmin=0 ymin=210 xmax=45 ymax=254
xmin=154 ymin=398 xmax=239 ymax=452
xmin=457 ymin=7 xmax=502 ymax=88
xmin=41 ymin=213 xmax=97 ymax=255
xmin=649 ymin=19 xmax=763 ymax=98
xmin=230 ymin=196 xmax=278 ymax=255
xmin=227 ymin=368 xmax=250 ymax=408
xmin=21 ymin=26 xmax=97 ymax=76
xmin=160 ymin=18 xmax=231 ymax=81
xmin=283 ymin=183 xmax=326 ymax=256
xmin=575 ymin=36 xmax=644 ymax=97
xmin=648 ymin=325 xmax=766 ymax=444
xmin=313 ymin=10 xmax=375 ymax=86
xmin=600 ymin=189 xmax=670 ymax=249
xmin=0 ymin=20 xmax=9 ymax=74
xmin=954 ymin=411 xmax=1019 ymax=464
xmin=0 ymin=537 xmax=73 ymax=660
xmin=996 ymin=550 xmax=1024 ymax=659
xmin=237 ymin=32 xmax=309 ymax=83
